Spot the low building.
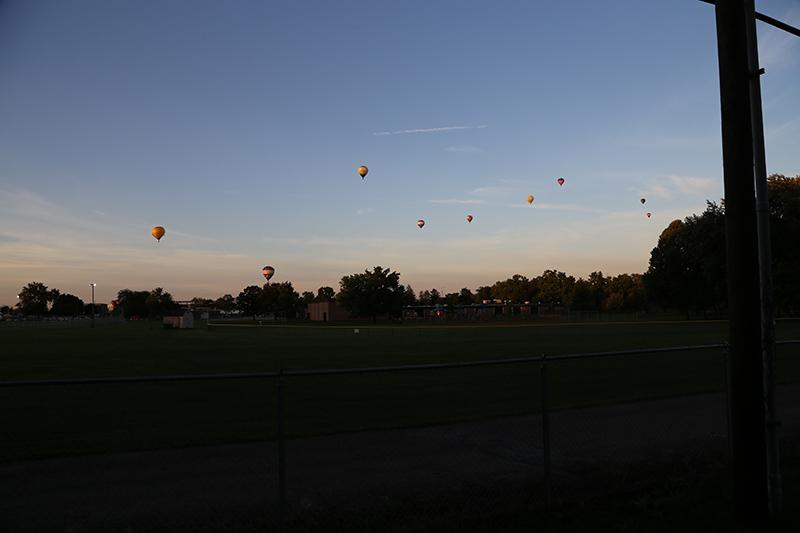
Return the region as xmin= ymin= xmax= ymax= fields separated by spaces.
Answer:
xmin=307 ymin=301 xmax=350 ymax=321
xmin=163 ymin=309 xmax=194 ymax=329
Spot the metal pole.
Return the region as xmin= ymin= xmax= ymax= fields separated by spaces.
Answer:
xmin=743 ymin=0 xmax=782 ymax=516
xmin=90 ymin=283 xmax=96 ymax=328
xmin=743 ymin=0 xmax=781 ymax=515
xmin=714 ymin=0 xmax=768 ymax=524
xmin=540 ymin=353 xmax=552 ymax=509
xmin=278 ymin=368 xmax=286 ymax=532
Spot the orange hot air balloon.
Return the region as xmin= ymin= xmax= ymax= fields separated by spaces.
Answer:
xmin=358 ymin=166 xmax=368 ymax=179
xmin=526 ymin=195 xmax=534 ymax=204
xmin=466 ymin=215 xmax=473 ymax=223
xmin=417 ymin=220 xmax=425 ymax=228
xmin=647 ymin=212 xmax=651 ymax=218
xmin=262 ymin=266 xmax=275 ymax=282
xmin=641 ymin=198 xmax=646 ymax=204
xmin=151 ymin=226 xmax=165 ymax=241
xmin=557 ymin=177 xmax=565 ymax=186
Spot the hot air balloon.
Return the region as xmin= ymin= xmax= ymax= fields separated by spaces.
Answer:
xmin=467 ymin=215 xmax=473 ymax=223
xmin=358 ymin=166 xmax=368 ymax=179
xmin=526 ymin=195 xmax=534 ymax=204
xmin=557 ymin=177 xmax=565 ymax=186
xmin=262 ymin=266 xmax=275 ymax=282
xmin=417 ymin=220 xmax=425 ymax=228
xmin=151 ymin=226 xmax=165 ymax=242
xmin=641 ymin=198 xmax=646 ymax=204
xmin=647 ymin=213 xmax=651 ymax=218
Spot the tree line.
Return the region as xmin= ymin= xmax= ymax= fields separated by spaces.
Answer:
xmin=5 ymin=174 xmax=797 ymax=322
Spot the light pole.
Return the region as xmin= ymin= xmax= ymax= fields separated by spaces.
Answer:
xmin=90 ymin=283 xmax=96 ymax=328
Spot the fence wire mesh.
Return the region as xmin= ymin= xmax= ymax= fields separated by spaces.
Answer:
xmin=1 ymin=341 xmax=799 ymax=532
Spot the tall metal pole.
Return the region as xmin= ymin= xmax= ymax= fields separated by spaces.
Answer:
xmin=90 ymin=283 xmax=96 ymax=328
xmin=743 ymin=0 xmax=781 ymax=515
xmin=714 ymin=0 xmax=768 ymax=526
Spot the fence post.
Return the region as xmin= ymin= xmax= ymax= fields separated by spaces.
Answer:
xmin=724 ymin=344 xmax=732 ymax=459
xmin=540 ymin=352 xmax=552 ymax=509
xmin=278 ymin=368 xmax=286 ymax=532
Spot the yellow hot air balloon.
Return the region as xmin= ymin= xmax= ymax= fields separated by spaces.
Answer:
xmin=467 ymin=215 xmax=473 ymax=223
xmin=417 ymin=220 xmax=425 ymax=228
xmin=151 ymin=226 xmax=165 ymax=241
xmin=526 ymin=195 xmax=534 ymax=204
xmin=262 ymin=266 xmax=275 ymax=282
xmin=358 ymin=166 xmax=368 ymax=179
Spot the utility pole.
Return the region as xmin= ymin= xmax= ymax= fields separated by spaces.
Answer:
xmin=714 ymin=0 xmax=768 ymax=525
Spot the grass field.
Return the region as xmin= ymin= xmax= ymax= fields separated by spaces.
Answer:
xmin=2 ymin=318 xmax=800 ymax=462
xmin=3 ymin=318 xmax=800 ymax=531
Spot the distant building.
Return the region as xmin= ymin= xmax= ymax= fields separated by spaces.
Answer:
xmin=403 ymin=302 xmax=566 ymax=321
xmin=163 ymin=309 xmax=194 ymax=329
xmin=307 ymin=301 xmax=350 ymax=321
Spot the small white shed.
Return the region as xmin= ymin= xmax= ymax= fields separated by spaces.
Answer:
xmin=163 ymin=310 xmax=194 ymax=329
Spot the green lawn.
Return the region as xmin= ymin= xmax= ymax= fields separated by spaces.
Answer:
xmin=2 ymin=318 xmax=799 ymax=462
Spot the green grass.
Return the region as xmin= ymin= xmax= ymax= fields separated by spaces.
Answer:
xmin=3 ymin=318 xmax=800 ymax=531
xmin=2 ymin=318 xmax=799 ymax=462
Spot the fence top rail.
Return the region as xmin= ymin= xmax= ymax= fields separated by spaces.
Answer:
xmin=0 ymin=343 xmax=738 ymax=387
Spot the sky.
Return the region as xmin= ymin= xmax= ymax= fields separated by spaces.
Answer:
xmin=1 ymin=0 xmax=799 ymax=308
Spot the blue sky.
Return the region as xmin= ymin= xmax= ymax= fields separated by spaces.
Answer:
xmin=1 ymin=0 xmax=799 ymax=307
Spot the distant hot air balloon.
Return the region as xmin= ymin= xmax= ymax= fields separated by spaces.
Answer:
xmin=262 ymin=266 xmax=275 ymax=282
xmin=358 ymin=166 xmax=368 ymax=179
xmin=151 ymin=226 xmax=165 ymax=242
xmin=647 ymin=213 xmax=651 ymax=218
xmin=466 ymin=215 xmax=473 ymax=223
xmin=641 ymin=198 xmax=646 ymax=204
xmin=526 ymin=195 xmax=534 ymax=204
xmin=417 ymin=220 xmax=425 ymax=228
xmin=557 ymin=177 xmax=565 ymax=186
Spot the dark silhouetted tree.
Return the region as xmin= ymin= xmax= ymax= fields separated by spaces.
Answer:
xmin=17 ymin=282 xmax=53 ymax=316
xmin=117 ymin=289 xmax=151 ymax=319
xmin=145 ymin=288 xmax=179 ymax=319
xmin=337 ymin=266 xmax=405 ymax=322
xmin=51 ymin=293 xmax=84 ymax=316
xmin=237 ymin=285 xmax=261 ymax=318
xmin=316 ymin=286 xmax=336 ymax=301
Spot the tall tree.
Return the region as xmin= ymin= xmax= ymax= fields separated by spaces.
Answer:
xmin=491 ymin=274 xmax=536 ymax=303
xmin=403 ymin=285 xmax=417 ymax=307
xmin=337 ymin=266 xmax=405 ymax=322
xmin=474 ymin=286 xmax=493 ymax=304
xmin=535 ymin=270 xmax=575 ymax=304
xmin=51 ymin=293 xmax=84 ymax=316
xmin=316 ymin=286 xmax=336 ymax=301
xmin=117 ymin=289 xmax=150 ymax=319
xmin=457 ymin=287 xmax=474 ymax=306
xmin=214 ymin=294 xmax=236 ymax=311
xmin=17 ymin=282 xmax=53 ymax=316
xmin=643 ymin=202 xmax=726 ymax=318
xmin=145 ymin=288 xmax=178 ymax=319
xmin=768 ymin=174 xmax=800 ymax=315
xmin=237 ymin=285 xmax=262 ymax=318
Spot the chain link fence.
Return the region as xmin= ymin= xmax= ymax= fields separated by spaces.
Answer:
xmin=2 ymin=341 xmax=799 ymax=532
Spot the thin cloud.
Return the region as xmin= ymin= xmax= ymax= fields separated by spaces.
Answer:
xmin=670 ymin=175 xmax=715 ymax=196
xmin=372 ymin=125 xmax=487 ymax=136
xmin=356 ymin=208 xmax=373 ymax=215
xmin=445 ymin=146 xmax=486 ymax=154
xmin=527 ymin=203 xmax=609 ymax=214
xmin=428 ymin=199 xmax=485 ymax=204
